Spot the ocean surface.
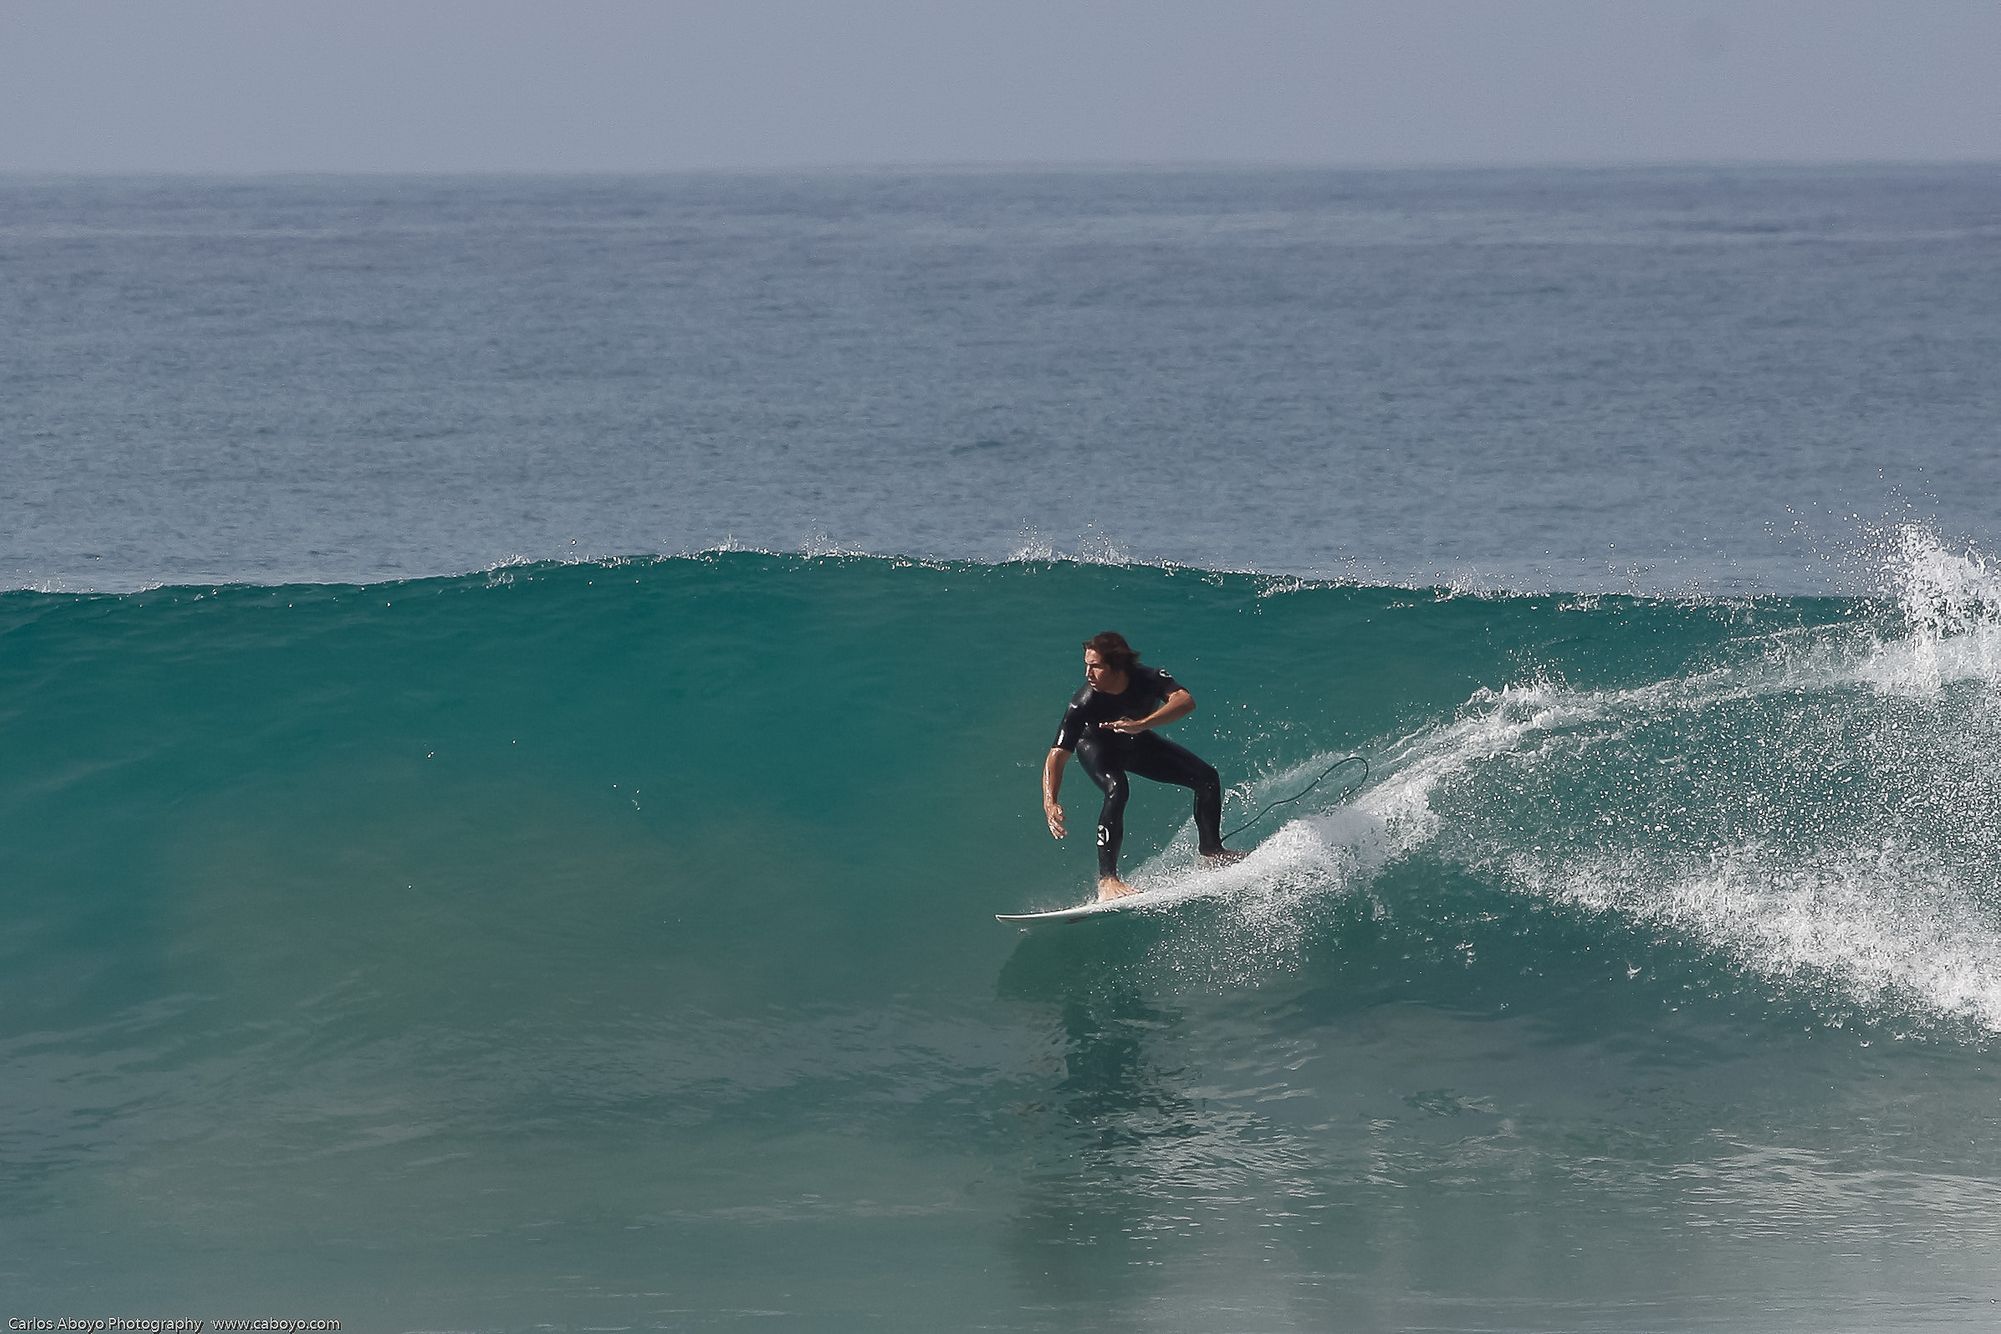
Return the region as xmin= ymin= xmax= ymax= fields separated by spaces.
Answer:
xmin=4 ymin=166 xmax=2001 ymax=1332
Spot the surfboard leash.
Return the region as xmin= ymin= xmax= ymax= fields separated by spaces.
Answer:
xmin=1222 ymin=754 xmax=1370 ymax=843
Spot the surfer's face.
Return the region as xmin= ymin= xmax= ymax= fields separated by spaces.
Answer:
xmin=1083 ymin=649 xmax=1127 ymax=693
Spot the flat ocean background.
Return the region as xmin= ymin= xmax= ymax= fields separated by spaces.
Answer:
xmin=5 ymin=165 xmax=2001 ymax=1331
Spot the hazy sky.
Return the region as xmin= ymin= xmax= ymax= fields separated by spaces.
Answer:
xmin=2 ymin=0 xmax=1996 ymax=173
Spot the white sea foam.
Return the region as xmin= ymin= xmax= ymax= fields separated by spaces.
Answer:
xmin=1853 ymin=525 xmax=2001 ymax=694
xmin=1512 ymin=842 xmax=2001 ymax=1031
xmin=1138 ymin=525 xmax=2001 ymax=1026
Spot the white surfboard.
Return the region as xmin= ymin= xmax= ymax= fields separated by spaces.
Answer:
xmin=995 ymin=897 xmax=1153 ymax=924
xmin=996 ymin=855 xmax=1250 ymax=924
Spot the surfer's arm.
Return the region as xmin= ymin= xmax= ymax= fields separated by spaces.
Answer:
xmin=1042 ymin=747 xmax=1069 ymax=839
xmin=1102 ymin=688 xmax=1196 ymax=735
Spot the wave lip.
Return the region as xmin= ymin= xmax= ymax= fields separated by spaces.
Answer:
xmin=1855 ymin=525 xmax=2001 ymax=694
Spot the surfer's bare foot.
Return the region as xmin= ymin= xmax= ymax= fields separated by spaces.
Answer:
xmin=1199 ymin=849 xmax=1247 ymax=868
xmin=1096 ymin=876 xmax=1137 ymax=901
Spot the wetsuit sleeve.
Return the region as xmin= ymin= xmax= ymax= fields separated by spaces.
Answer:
xmin=1140 ymin=666 xmax=1183 ymax=708
xmin=1053 ymin=689 xmax=1089 ymax=751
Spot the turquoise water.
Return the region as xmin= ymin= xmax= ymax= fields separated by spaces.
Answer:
xmin=8 ymin=164 xmax=2001 ymax=1328
xmin=7 ymin=548 xmax=2001 ymax=1329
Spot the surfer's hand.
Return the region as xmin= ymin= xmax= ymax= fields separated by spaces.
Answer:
xmin=1045 ymin=802 xmax=1065 ymax=839
xmin=1102 ymin=717 xmax=1145 ymax=735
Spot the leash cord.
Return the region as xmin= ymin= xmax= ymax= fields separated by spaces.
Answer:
xmin=1222 ymin=754 xmax=1370 ymax=843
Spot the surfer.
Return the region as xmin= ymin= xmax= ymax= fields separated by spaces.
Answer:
xmin=1042 ymin=631 xmax=1243 ymax=900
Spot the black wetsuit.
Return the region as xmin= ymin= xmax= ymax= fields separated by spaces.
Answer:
xmin=1052 ymin=664 xmax=1226 ymax=879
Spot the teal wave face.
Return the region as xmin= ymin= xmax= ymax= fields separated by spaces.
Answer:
xmin=10 ymin=545 xmax=2001 ymax=1321
xmin=6 ymin=546 xmax=1998 ymax=1034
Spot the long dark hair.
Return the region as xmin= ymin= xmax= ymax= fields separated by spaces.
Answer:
xmin=1082 ymin=631 xmax=1139 ymax=673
